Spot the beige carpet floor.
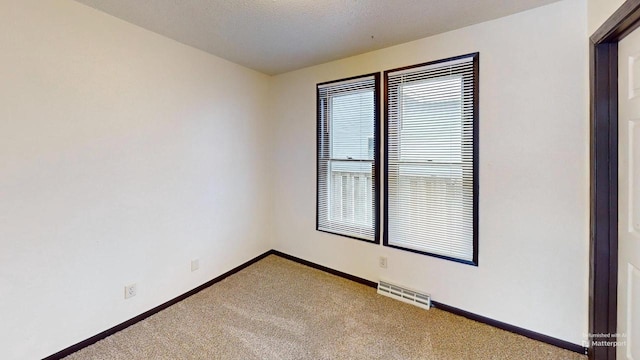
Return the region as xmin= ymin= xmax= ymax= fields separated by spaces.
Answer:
xmin=64 ymin=255 xmax=586 ymax=360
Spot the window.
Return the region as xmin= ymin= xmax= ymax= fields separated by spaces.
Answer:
xmin=317 ymin=73 xmax=380 ymax=242
xmin=384 ymin=53 xmax=478 ymax=265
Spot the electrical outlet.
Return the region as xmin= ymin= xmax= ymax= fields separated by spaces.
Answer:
xmin=124 ymin=284 xmax=137 ymax=299
xmin=379 ymin=256 xmax=388 ymax=269
xmin=191 ymin=259 xmax=199 ymax=272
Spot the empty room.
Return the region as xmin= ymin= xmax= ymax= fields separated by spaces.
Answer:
xmin=1 ymin=0 xmax=637 ymax=359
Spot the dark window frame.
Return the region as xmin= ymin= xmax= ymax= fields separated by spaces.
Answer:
xmin=383 ymin=53 xmax=479 ymax=265
xmin=316 ymin=72 xmax=381 ymax=244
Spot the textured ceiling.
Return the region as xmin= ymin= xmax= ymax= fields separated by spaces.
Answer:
xmin=74 ymin=0 xmax=560 ymax=75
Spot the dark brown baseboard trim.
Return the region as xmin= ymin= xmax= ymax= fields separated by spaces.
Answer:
xmin=430 ymin=301 xmax=588 ymax=355
xmin=43 ymin=249 xmax=587 ymax=359
xmin=270 ymin=250 xmax=378 ymax=288
xmin=274 ymin=251 xmax=588 ymax=356
xmin=42 ymin=250 xmax=275 ymax=360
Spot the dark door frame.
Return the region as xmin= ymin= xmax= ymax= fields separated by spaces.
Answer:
xmin=590 ymin=1 xmax=640 ymax=359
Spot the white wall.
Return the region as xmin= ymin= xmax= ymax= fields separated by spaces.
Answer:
xmin=588 ymin=0 xmax=625 ymax=34
xmin=0 ymin=1 xmax=271 ymax=359
xmin=270 ymin=0 xmax=589 ymax=345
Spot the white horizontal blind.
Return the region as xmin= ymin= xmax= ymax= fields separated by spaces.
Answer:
xmin=317 ymin=75 xmax=378 ymax=241
xmin=386 ymin=55 xmax=477 ymax=262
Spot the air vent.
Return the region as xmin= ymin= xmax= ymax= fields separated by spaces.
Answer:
xmin=377 ymin=280 xmax=431 ymax=310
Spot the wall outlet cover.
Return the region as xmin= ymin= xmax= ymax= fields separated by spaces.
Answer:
xmin=124 ymin=284 xmax=137 ymax=299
